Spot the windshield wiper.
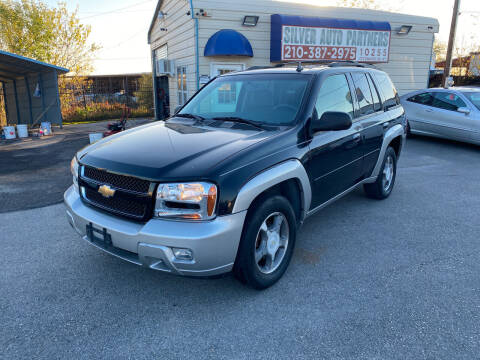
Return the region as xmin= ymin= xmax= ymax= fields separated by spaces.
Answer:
xmin=212 ymin=116 xmax=264 ymax=130
xmin=175 ymin=113 xmax=205 ymax=121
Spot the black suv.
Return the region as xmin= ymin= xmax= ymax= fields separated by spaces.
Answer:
xmin=65 ymin=64 xmax=406 ymax=289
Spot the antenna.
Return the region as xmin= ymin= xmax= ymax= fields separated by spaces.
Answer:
xmin=296 ymin=61 xmax=303 ymax=72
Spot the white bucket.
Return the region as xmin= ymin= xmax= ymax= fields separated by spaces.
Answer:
xmin=16 ymin=124 xmax=29 ymax=138
xmin=89 ymin=133 xmax=103 ymax=144
xmin=3 ymin=126 xmax=16 ymax=139
xmin=40 ymin=122 xmax=52 ymax=136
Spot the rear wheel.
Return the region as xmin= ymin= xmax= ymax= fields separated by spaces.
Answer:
xmin=234 ymin=195 xmax=296 ymax=289
xmin=364 ymin=146 xmax=397 ymax=200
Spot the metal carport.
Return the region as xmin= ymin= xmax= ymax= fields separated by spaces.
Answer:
xmin=0 ymin=50 xmax=69 ymax=127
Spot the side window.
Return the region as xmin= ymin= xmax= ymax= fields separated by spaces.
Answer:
xmin=407 ymin=92 xmax=434 ymax=106
xmin=351 ymin=72 xmax=374 ymax=116
xmin=315 ymin=74 xmax=354 ymax=120
xmin=431 ymin=92 xmax=467 ymax=112
xmin=366 ymin=74 xmax=382 ymax=112
xmin=373 ymin=72 xmax=399 ymax=109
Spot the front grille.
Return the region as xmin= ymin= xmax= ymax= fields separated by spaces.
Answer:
xmin=80 ymin=166 xmax=154 ymax=221
xmin=83 ymin=166 xmax=150 ymax=194
xmin=83 ymin=187 xmax=147 ymax=218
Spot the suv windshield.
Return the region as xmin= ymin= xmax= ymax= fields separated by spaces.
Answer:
xmin=463 ymin=92 xmax=480 ymax=110
xmin=178 ymin=73 xmax=312 ymax=126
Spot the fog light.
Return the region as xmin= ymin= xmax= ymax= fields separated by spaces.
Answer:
xmin=172 ymin=248 xmax=193 ymax=261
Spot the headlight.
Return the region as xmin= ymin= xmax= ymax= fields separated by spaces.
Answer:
xmin=154 ymin=182 xmax=217 ymax=220
xmin=70 ymin=156 xmax=79 ymax=191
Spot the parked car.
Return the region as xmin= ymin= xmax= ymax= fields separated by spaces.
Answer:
xmin=65 ymin=64 xmax=406 ymax=289
xmin=400 ymin=87 xmax=480 ymax=145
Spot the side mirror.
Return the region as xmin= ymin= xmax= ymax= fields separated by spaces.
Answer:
xmin=312 ymin=111 xmax=352 ymax=132
xmin=174 ymin=105 xmax=182 ymax=114
xmin=457 ymin=107 xmax=470 ymax=115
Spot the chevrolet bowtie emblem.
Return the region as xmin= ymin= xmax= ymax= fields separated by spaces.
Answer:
xmin=98 ymin=185 xmax=116 ymax=198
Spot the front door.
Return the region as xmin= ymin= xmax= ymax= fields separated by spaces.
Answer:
xmin=305 ymin=73 xmax=364 ymax=209
xmin=211 ymin=63 xmax=245 ymax=77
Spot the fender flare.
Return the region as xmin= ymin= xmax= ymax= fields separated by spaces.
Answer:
xmin=369 ymin=124 xmax=405 ymax=180
xmin=231 ymin=159 xmax=312 ymax=219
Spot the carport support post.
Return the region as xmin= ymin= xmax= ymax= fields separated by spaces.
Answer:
xmin=38 ymin=73 xmax=47 ymax=123
xmin=24 ymin=76 xmax=34 ymax=125
xmin=54 ymin=70 xmax=63 ymax=128
xmin=12 ymin=79 xmax=21 ymax=125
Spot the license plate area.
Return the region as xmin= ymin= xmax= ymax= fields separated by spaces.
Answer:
xmin=86 ymin=222 xmax=112 ymax=247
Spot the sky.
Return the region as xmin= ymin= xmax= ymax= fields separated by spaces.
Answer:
xmin=46 ymin=0 xmax=479 ymax=75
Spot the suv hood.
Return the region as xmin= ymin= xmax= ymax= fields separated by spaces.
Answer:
xmin=78 ymin=119 xmax=275 ymax=180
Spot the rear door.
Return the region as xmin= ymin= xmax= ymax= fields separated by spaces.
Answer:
xmin=350 ymin=71 xmax=385 ymax=178
xmin=403 ymin=92 xmax=437 ymax=135
xmin=305 ymin=73 xmax=364 ymax=209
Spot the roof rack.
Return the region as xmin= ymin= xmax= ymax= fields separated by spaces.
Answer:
xmin=246 ymin=61 xmax=377 ymax=72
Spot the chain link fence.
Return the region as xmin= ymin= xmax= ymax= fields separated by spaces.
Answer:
xmin=59 ymin=73 xmax=154 ymax=123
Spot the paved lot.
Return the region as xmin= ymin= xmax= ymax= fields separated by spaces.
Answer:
xmin=0 ymin=119 xmax=152 ymax=213
xmin=1 ymin=136 xmax=480 ymax=359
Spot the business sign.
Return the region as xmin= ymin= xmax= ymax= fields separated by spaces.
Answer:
xmin=271 ymin=14 xmax=391 ymax=64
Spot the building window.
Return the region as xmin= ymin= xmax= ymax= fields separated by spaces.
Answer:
xmin=218 ymin=83 xmax=237 ymax=104
xmin=177 ymin=66 xmax=187 ymax=106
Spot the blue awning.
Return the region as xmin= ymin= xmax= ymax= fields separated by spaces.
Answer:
xmin=204 ymin=29 xmax=253 ymax=57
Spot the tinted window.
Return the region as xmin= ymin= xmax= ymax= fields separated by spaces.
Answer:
xmin=352 ymin=73 xmax=374 ymax=116
xmin=373 ymin=72 xmax=399 ymax=109
xmin=315 ymin=74 xmax=354 ymax=120
xmin=367 ymin=74 xmax=382 ymax=111
xmin=431 ymin=92 xmax=467 ymax=111
xmin=407 ymin=92 xmax=434 ymax=106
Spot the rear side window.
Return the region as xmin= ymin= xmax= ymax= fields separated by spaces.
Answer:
xmin=408 ymin=92 xmax=434 ymax=106
xmin=431 ymin=92 xmax=467 ymax=111
xmin=373 ymin=72 xmax=399 ymax=109
xmin=351 ymin=72 xmax=374 ymax=116
xmin=315 ymin=74 xmax=354 ymax=120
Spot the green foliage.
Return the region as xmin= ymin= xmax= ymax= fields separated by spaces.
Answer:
xmin=0 ymin=0 xmax=99 ymax=74
xmin=134 ymin=74 xmax=154 ymax=111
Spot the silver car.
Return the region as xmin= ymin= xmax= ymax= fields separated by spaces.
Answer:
xmin=400 ymin=87 xmax=480 ymax=145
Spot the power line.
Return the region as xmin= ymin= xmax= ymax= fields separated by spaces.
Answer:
xmin=80 ymin=0 xmax=156 ymax=20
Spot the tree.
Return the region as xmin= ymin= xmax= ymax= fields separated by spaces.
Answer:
xmin=0 ymin=0 xmax=99 ymax=75
xmin=433 ymin=38 xmax=447 ymax=62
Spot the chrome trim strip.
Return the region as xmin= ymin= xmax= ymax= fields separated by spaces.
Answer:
xmin=232 ymin=159 xmax=312 ymax=219
xmin=306 ymin=177 xmax=376 ymax=218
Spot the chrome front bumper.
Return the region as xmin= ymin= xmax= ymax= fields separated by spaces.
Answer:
xmin=64 ymin=186 xmax=247 ymax=276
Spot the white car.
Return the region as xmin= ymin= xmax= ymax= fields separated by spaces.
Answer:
xmin=400 ymin=87 xmax=480 ymax=145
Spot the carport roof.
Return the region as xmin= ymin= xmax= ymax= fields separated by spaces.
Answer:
xmin=0 ymin=50 xmax=69 ymax=82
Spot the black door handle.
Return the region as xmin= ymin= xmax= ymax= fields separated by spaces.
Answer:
xmin=383 ymin=122 xmax=389 ymax=129
xmin=352 ymin=133 xmax=361 ymax=142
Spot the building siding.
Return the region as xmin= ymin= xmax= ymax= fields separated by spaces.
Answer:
xmin=149 ymin=0 xmax=439 ymax=116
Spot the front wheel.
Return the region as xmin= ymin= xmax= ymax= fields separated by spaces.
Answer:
xmin=234 ymin=196 xmax=297 ymax=290
xmin=364 ymin=146 xmax=397 ymax=200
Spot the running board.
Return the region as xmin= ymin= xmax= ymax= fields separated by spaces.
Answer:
xmin=305 ymin=176 xmax=377 ymax=219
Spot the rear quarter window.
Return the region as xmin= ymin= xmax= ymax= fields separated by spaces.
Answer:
xmin=373 ymin=72 xmax=399 ymax=109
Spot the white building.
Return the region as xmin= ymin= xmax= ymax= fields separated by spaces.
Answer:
xmin=148 ymin=0 xmax=439 ymax=119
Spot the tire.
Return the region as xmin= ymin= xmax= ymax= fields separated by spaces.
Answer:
xmin=364 ymin=146 xmax=397 ymax=200
xmin=234 ymin=195 xmax=297 ymax=290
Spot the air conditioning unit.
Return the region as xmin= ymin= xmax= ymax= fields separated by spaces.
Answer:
xmin=156 ymin=59 xmax=175 ymax=76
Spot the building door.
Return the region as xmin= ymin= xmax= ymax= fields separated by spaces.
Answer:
xmin=156 ymin=76 xmax=170 ymax=119
xmin=210 ymin=63 xmax=245 ymax=77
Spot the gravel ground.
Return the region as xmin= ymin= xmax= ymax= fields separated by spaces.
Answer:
xmin=1 ymin=135 xmax=480 ymax=359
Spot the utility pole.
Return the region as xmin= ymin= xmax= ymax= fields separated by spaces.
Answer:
xmin=442 ymin=0 xmax=461 ymax=88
